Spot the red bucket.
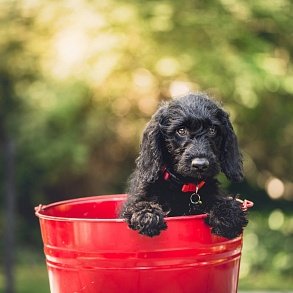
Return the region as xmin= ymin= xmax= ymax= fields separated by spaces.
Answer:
xmin=35 ymin=194 xmax=252 ymax=293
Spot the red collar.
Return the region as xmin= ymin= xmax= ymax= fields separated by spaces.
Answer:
xmin=162 ymin=167 xmax=206 ymax=193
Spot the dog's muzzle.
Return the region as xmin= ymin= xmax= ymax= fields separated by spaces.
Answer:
xmin=191 ymin=158 xmax=210 ymax=172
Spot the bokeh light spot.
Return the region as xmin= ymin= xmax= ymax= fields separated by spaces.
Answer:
xmin=265 ymin=177 xmax=285 ymax=199
xmin=155 ymin=57 xmax=180 ymax=76
xmin=169 ymin=81 xmax=193 ymax=97
xmin=268 ymin=209 xmax=285 ymax=231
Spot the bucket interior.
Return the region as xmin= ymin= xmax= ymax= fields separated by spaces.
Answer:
xmin=37 ymin=194 xmax=125 ymax=220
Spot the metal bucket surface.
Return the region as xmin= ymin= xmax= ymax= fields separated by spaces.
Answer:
xmin=35 ymin=194 xmax=248 ymax=293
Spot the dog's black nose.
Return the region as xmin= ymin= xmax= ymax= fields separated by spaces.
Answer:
xmin=191 ymin=158 xmax=209 ymax=172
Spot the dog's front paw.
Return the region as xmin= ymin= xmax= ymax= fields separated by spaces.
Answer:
xmin=205 ymin=200 xmax=248 ymax=239
xmin=124 ymin=201 xmax=167 ymax=237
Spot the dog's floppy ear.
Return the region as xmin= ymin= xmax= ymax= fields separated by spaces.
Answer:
xmin=219 ymin=111 xmax=244 ymax=182
xmin=136 ymin=104 xmax=167 ymax=183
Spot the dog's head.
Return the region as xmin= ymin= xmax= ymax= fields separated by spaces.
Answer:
xmin=136 ymin=93 xmax=243 ymax=183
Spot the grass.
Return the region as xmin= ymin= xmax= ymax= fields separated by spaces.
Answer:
xmin=0 ymin=249 xmax=50 ymax=293
xmin=238 ymin=210 xmax=293 ymax=291
xmin=16 ymin=264 xmax=49 ymax=293
xmin=0 ymin=264 xmax=49 ymax=293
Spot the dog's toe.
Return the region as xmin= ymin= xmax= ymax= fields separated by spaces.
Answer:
xmin=205 ymin=199 xmax=248 ymax=239
xmin=135 ymin=211 xmax=167 ymax=236
xmin=128 ymin=202 xmax=167 ymax=237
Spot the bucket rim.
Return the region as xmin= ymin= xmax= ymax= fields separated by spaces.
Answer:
xmin=35 ymin=194 xmax=208 ymax=223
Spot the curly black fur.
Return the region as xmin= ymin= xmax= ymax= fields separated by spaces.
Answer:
xmin=121 ymin=93 xmax=248 ymax=239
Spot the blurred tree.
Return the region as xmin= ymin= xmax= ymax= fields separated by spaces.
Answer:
xmin=0 ymin=2 xmax=42 ymax=291
xmin=1 ymin=7 xmax=20 ymax=293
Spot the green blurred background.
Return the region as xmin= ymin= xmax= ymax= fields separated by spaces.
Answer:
xmin=0 ymin=0 xmax=292 ymax=292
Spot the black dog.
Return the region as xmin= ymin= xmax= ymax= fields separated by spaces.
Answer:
xmin=121 ymin=93 xmax=248 ymax=239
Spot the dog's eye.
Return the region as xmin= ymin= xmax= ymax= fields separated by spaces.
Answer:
xmin=176 ymin=127 xmax=188 ymax=136
xmin=208 ymin=126 xmax=217 ymax=137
